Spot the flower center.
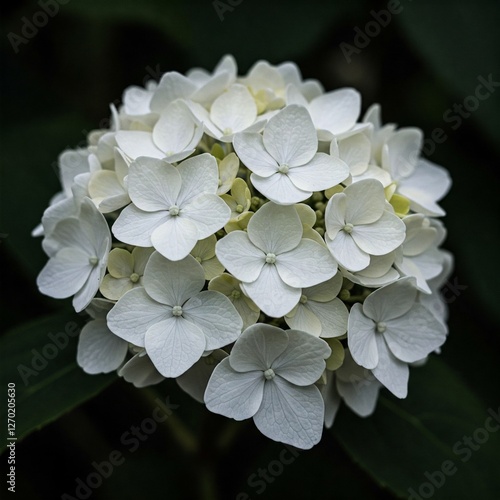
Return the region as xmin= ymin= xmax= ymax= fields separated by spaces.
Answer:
xmin=300 ymin=294 xmax=308 ymax=304
xmin=264 ymin=368 xmax=275 ymax=380
xmin=88 ymin=256 xmax=99 ymax=266
xmin=129 ymin=272 xmax=140 ymax=283
xmin=172 ymin=305 xmax=183 ymax=317
xmin=343 ymin=223 xmax=354 ymax=234
xmin=376 ymin=322 xmax=387 ymax=333
xmin=278 ymin=164 xmax=289 ymax=174
xmin=265 ymin=253 xmax=276 ymax=264
xmin=169 ymin=205 xmax=180 ymax=216
xmin=223 ymin=127 xmax=233 ymax=136
xmin=236 ymin=204 xmax=244 ymax=213
xmin=231 ymin=290 xmax=241 ymax=300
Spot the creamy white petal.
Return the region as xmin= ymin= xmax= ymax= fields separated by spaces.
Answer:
xmin=287 ymin=153 xmax=348 ymax=192
xmin=181 ymin=194 xmax=230 ymax=238
xmin=251 ymin=172 xmax=311 ymax=205
xmin=272 ymin=330 xmax=330 ymax=386
xmin=307 ymin=298 xmax=349 ymax=338
xmin=145 ymin=316 xmax=206 ymax=377
xmin=351 ymin=211 xmax=406 ymax=255
xmin=118 ymin=352 xmax=165 ymax=388
xmin=77 ymin=319 xmax=128 ymax=374
xmin=176 ymin=153 xmax=219 ymax=206
xmin=205 ymin=358 xmax=264 ymax=420
xmin=115 ymin=131 xmax=164 ymax=160
xmin=254 ymin=377 xmax=324 ymax=449
xmin=247 ymin=202 xmax=302 ymax=254
xmin=285 ymin=304 xmax=322 ymax=336
xmin=107 ymin=287 xmax=171 ymax=346
xmin=233 ymin=132 xmax=278 ymax=177
xmin=276 ymin=238 xmax=337 ymax=288
xmin=241 ymin=264 xmax=301 ymax=318
xmin=112 ymin=204 xmax=169 ymax=247
xmin=344 ymin=179 xmax=385 ymax=225
xmin=151 ymin=216 xmax=199 ymax=261
xmin=382 ymin=128 xmax=422 ymax=180
xmin=347 ymin=303 xmax=378 ymax=369
xmin=143 ymin=252 xmax=205 ymax=306
xmin=263 ymin=105 xmax=317 ymax=167
xmin=384 ymin=304 xmax=447 ymax=362
xmin=183 ymin=291 xmax=243 ymax=349
xmin=215 ymin=231 xmax=265 ymax=283
xmin=230 ymin=324 xmax=289 ymax=373
xmin=327 ymin=231 xmax=370 ymax=272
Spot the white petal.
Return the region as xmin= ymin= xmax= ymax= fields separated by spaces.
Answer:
xmin=143 ymin=252 xmax=205 ymax=306
xmin=215 ymin=231 xmax=265 ymax=283
xmin=324 ymin=193 xmax=347 ymax=240
xmin=241 ymin=264 xmax=301 ymax=318
xmin=272 ymin=331 xmax=330 ymax=385
xmin=115 ymin=131 xmax=164 ymax=160
xmin=347 ymin=303 xmax=378 ymax=369
xmin=339 ymin=133 xmax=371 ymax=175
xmin=233 ymin=132 xmax=278 ymax=177
xmin=398 ymin=159 xmax=451 ymax=216
xmin=344 ymin=179 xmax=385 ymax=225
xmin=322 ymin=371 xmax=341 ymax=429
xmin=77 ymin=319 xmax=128 ymax=374
xmin=287 ymin=153 xmax=348 ymax=192
xmin=205 ymin=358 xmax=264 ymax=420
xmin=327 ymin=231 xmax=370 ymax=272
xmin=112 ymin=204 xmax=169 ymax=247
xmin=73 ymin=264 xmax=105 ymax=313
xmin=251 ymin=172 xmax=311 ymax=205
xmin=254 ymin=378 xmax=324 ymax=449
xmin=306 ymin=274 xmax=343 ymax=302
xmin=384 ymin=304 xmax=447 ymax=362
xmin=145 ymin=316 xmax=206 ymax=377
xmin=382 ymin=128 xmax=423 ymax=180
xmin=151 ymin=216 xmax=199 ymax=261
xmin=351 ymin=211 xmax=406 ymax=255
xmin=363 ymin=277 xmax=417 ymax=322
xmin=176 ymin=153 xmax=219 ymax=206
xmin=128 ymin=157 xmax=181 ymax=212
xmin=263 ymin=105 xmax=317 ymax=166
xmin=107 ymin=287 xmax=171 ymax=345
xmin=150 ymin=72 xmax=198 ymax=112
xmin=176 ymin=350 xmax=228 ymax=403
xmin=247 ymin=202 xmax=302 ymax=254
xmin=37 ymin=247 xmax=91 ymax=299
xmin=118 ymin=352 xmax=165 ymax=388
xmin=372 ymin=334 xmax=409 ymax=398
xmin=100 ymin=275 xmax=133 ymax=301
xmin=153 ymin=100 xmax=198 ymax=155
xmin=276 ymin=238 xmax=337 ymax=288
xmin=309 ymin=88 xmax=361 ymax=135
xmin=307 ymin=298 xmax=349 ymax=338
xmin=285 ymin=304 xmax=322 ymax=336
xmin=230 ymin=323 xmax=289 ymax=372
xmin=181 ymin=194 xmax=230 ymax=238
xmin=183 ymin=291 xmax=243 ymax=350
xmin=210 ymin=84 xmax=257 ymax=134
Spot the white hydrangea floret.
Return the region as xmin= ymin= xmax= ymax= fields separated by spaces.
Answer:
xmin=107 ymin=252 xmax=243 ymax=378
xmin=216 ymin=202 xmax=338 ymax=317
xmin=205 ymin=324 xmax=331 ymax=449
xmin=112 ymin=154 xmax=230 ymax=261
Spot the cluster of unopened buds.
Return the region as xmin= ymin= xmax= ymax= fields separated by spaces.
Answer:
xmin=35 ymin=55 xmax=452 ymax=449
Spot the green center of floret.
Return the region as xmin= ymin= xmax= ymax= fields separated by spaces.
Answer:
xmin=264 ymin=368 xmax=276 ymax=380
xmin=265 ymin=253 xmax=277 ymax=264
xmin=169 ymin=205 xmax=180 ymax=216
xmin=172 ymin=305 xmax=183 ymax=317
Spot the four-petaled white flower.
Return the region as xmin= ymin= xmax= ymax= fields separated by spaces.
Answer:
xmin=112 ymin=154 xmax=231 ymax=261
xmin=234 ymin=105 xmax=349 ymax=205
xmin=347 ymin=277 xmax=447 ymax=397
xmin=205 ymin=323 xmax=331 ymax=449
xmin=107 ymin=252 xmax=243 ymax=378
xmin=216 ymin=202 xmax=338 ymax=317
xmin=37 ymin=197 xmax=111 ymax=312
xmin=324 ymin=179 xmax=406 ymax=272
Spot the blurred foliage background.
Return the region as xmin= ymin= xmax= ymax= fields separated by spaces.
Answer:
xmin=1 ymin=0 xmax=499 ymax=499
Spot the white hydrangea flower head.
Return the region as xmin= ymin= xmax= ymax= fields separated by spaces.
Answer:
xmin=205 ymin=324 xmax=331 ymax=449
xmin=34 ymin=55 xmax=454 ymax=449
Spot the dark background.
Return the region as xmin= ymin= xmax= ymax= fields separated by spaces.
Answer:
xmin=1 ymin=1 xmax=499 ymax=499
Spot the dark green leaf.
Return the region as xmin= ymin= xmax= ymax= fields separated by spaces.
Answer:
xmin=333 ymin=357 xmax=500 ymax=499
xmin=0 ymin=311 xmax=116 ymax=452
